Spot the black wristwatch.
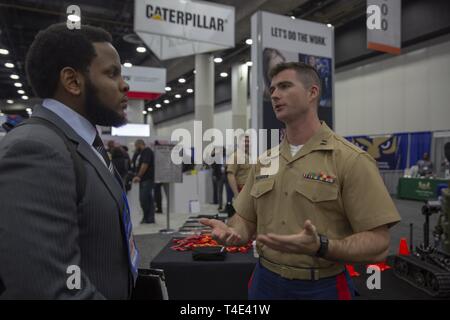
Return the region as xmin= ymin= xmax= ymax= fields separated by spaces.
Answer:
xmin=315 ymin=234 xmax=329 ymax=258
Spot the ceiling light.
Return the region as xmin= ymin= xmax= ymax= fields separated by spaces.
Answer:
xmin=147 ymin=107 xmax=153 ymax=112
xmin=26 ymin=108 xmax=32 ymax=112
xmin=193 ymin=70 xmax=196 ymax=74
xmin=123 ymin=62 xmax=133 ymax=68
xmin=291 ymin=16 xmax=296 ymax=20
xmin=136 ymin=46 xmax=147 ymax=53
xmin=10 ymin=74 xmax=19 ymax=80
xmin=22 ymin=95 xmax=29 ymax=100
xmin=142 ymin=110 xmax=147 ymax=114
xmin=17 ymin=90 xmax=25 ymax=94
xmin=246 ymin=61 xmax=253 ymax=67
xmin=5 ymin=63 xmax=14 ymax=68
xmin=178 ymin=78 xmax=186 ymax=83
xmin=175 ymin=94 xmax=181 ymax=99
xmin=14 ymin=82 xmax=23 ymax=88
xmin=245 ymin=39 xmax=253 ymax=45
xmin=213 ymin=57 xmax=223 ymax=63
xmin=165 ymin=86 xmax=172 ymax=92
xmin=164 ymin=100 xmax=170 ymax=104
xmin=220 ymin=72 xmax=228 ymax=78
xmin=0 ymin=49 xmax=9 ymax=55
xmin=68 ymin=15 xmax=80 ymax=22
xmin=327 ymin=23 xmax=333 ymax=28
xmin=7 ymin=100 xmax=14 ymax=104
xmin=186 ymin=88 xmax=194 ymax=93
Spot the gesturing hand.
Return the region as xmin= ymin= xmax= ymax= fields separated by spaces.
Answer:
xmin=257 ymin=220 xmax=320 ymax=256
xmin=199 ymin=218 xmax=242 ymax=246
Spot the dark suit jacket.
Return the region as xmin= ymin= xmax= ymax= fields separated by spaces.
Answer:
xmin=0 ymin=106 xmax=131 ymax=299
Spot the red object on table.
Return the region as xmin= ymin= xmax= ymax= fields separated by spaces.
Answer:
xmin=170 ymin=235 xmax=251 ymax=253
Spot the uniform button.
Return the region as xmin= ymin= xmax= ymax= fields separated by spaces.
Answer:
xmin=284 ymin=192 xmax=288 ymax=196
xmin=287 ymin=163 xmax=293 ymax=168
xmin=282 ymin=220 xmax=286 ymax=225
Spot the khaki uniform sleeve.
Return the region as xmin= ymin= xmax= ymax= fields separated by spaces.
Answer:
xmin=226 ymin=162 xmax=237 ymax=175
xmin=233 ymin=166 xmax=257 ymax=223
xmin=342 ymin=153 xmax=401 ymax=233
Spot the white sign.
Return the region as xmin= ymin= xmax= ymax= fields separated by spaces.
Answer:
xmin=111 ymin=124 xmax=150 ymax=137
xmin=367 ymin=0 xmax=401 ymax=55
xmin=134 ymin=0 xmax=235 ymax=60
xmin=251 ymin=11 xmax=334 ymax=133
xmin=122 ymin=66 xmax=166 ymax=100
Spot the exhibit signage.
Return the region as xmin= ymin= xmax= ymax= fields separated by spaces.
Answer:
xmin=134 ymin=0 xmax=235 ymax=59
xmin=250 ymin=11 xmax=334 ymax=137
xmin=367 ymin=0 xmax=401 ymax=54
xmin=122 ymin=66 xmax=166 ymax=100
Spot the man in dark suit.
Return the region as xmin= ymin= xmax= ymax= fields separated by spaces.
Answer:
xmin=0 ymin=23 xmax=137 ymax=299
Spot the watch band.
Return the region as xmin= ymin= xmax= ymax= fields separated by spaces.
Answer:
xmin=315 ymin=234 xmax=329 ymax=258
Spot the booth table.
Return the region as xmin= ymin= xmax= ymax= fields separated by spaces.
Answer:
xmin=397 ymin=177 xmax=449 ymax=201
xmin=150 ymin=239 xmax=256 ymax=300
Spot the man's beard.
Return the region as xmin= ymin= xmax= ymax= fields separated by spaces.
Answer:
xmin=85 ymin=78 xmax=127 ymax=127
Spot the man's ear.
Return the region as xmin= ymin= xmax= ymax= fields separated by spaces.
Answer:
xmin=59 ymin=67 xmax=83 ymax=96
xmin=308 ymin=84 xmax=320 ymax=104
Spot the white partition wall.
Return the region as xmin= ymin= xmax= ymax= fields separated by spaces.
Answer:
xmin=335 ymin=36 xmax=450 ymax=136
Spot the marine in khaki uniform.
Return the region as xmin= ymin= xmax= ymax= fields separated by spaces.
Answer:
xmin=226 ymin=135 xmax=252 ymax=196
xmin=201 ymin=62 xmax=401 ymax=300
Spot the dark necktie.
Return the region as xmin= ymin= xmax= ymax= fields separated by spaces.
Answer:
xmin=93 ymin=133 xmax=139 ymax=284
xmin=93 ymin=134 xmax=114 ymax=174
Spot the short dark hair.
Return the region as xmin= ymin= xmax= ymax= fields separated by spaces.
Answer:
xmin=269 ymin=62 xmax=322 ymax=98
xmin=25 ymin=23 xmax=112 ymax=98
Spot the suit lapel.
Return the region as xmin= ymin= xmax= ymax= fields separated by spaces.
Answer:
xmin=31 ymin=105 xmax=124 ymax=210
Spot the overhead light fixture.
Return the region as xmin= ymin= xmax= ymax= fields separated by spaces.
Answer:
xmin=0 ymin=49 xmax=9 ymax=55
xmin=14 ymin=82 xmax=23 ymax=88
xmin=17 ymin=90 xmax=25 ymax=94
xmin=164 ymin=99 xmax=170 ymax=104
xmin=147 ymin=107 xmax=153 ymax=112
xmin=7 ymin=100 xmax=14 ymax=104
xmin=165 ymin=86 xmax=172 ymax=92
xmin=291 ymin=16 xmax=296 ymax=20
xmin=213 ymin=57 xmax=223 ymax=63
xmin=327 ymin=23 xmax=333 ymax=28
xmin=10 ymin=74 xmax=19 ymax=80
xmin=193 ymin=70 xmax=196 ymax=74
xmin=5 ymin=62 xmax=14 ymax=68
xmin=26 ymin=108 xmax=32 ymax=112
xmin=186 ymin=88 xmax=194 ymax=93
xmin=68 ymin=14 xmax=81 ymax=22
xmin=246 ymin=61 xmax=253 ymax=67
xmin=175 ymin=94 xmax=181 ymax=99
xmin=123 ymin=62 xmax=133 ymax=68
xmin=22 ymin=95 xmax=29 ymax=100
xmin=220 ymin=72 xmax=228 ymax=78
xmin=245 ymin=39 xmax=253 ymax=45
xmin=178 ymin=78 xmax=186 ymax=83
xmin=156 ymin=104 xmax=162 ymax=108
xmin=136 ymin=46 xmax=147 ymax=53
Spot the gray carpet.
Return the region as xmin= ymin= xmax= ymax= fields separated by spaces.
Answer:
xmin=134 ymin=197 xmax=438 ymax=268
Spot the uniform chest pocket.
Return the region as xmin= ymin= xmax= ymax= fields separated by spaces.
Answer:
xmin=295 ymin=179 xmax=338 ymax=203
xmin=250 ymin=179 xmax=275 ymax=198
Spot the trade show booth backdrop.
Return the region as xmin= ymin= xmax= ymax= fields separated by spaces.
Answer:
xmin=346 ymin=131 xmax=450 ymax=195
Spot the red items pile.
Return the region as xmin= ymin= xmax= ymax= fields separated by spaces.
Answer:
xmin=171 ymin=235 xmax=252 ymax=253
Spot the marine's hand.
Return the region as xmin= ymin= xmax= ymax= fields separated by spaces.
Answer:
xmin=199 ymin=218 xmax=242 ymax=246
xmin=257 ymin=219 xmax=320 ymax=256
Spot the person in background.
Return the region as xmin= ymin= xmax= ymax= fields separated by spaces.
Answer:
xmin=417 ymin=152 xmax=433 ymax=177
xmin=133 ymin=139 xmax=155 ymax=224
